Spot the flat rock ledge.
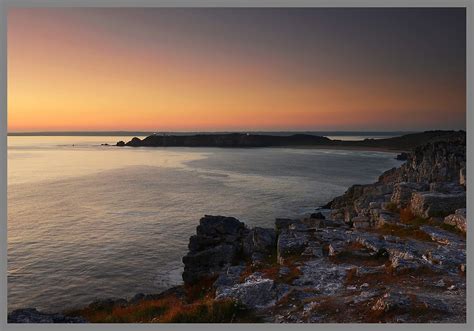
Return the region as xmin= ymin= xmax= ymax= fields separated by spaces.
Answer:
xmin=178 ymin=212 xmax=466 ymax=323
xmin=8 ymin=308 xmax=87 ymax=323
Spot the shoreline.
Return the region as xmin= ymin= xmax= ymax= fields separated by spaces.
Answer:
xmin=104 ymin=144 xmax=406 ymax=154
xmin=276 ymin=145 xmax=406 ymax=153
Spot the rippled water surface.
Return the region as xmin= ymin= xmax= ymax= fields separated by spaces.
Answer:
xmin=8 ymin=136 xmax=402 ymax=312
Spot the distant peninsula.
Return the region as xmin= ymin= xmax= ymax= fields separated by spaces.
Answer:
xmin=115 ymin=130 xmax=464 ymax=151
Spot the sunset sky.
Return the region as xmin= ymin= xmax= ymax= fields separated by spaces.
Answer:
xmin=8 ymin=8 xmax=466 ymax=132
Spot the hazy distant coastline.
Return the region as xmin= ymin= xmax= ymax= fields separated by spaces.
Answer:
xmin=8 ymin=131 xmax=414 ymax=137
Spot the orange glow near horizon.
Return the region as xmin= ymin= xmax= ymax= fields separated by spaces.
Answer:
xmin=8 ymin=8 xmax=466 ymax=132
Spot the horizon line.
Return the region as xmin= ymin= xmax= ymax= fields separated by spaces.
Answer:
xmin=7 ymin=129 xmax=466 ymax=137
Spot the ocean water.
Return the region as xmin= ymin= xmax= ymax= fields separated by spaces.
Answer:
xmin=7 ymin=136 xmax=402 ymax=313
xmin=323 ymin=135 xmax=394 ymax=141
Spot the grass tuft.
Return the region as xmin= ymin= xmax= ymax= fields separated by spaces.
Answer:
xmin=184 ymin=276 xmax=217 ymax=302
xmin=158 ymin=298 xmax=260 ymax=323
xmin=66 ymin=295 xmax=261 ymax=323
xmin=66 ymin=297 xmax=179 ymax=323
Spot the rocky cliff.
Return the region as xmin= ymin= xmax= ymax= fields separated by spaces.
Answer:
xmin=175 ymin=134 xmax=467 ymax=323
xmin=328 ymin=133 xmax=466 ymax=226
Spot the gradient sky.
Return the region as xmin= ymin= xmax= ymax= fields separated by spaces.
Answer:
xmin=8 ymin=8 xmax=466 ymax=132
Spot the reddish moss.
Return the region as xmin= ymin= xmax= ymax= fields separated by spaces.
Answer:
xmin=66 ymin=296 xmax=180 ymax=323
xmin=184 ymin=276 xmax=217 ymax=302
xmin=344 ymin=267 xmax=358 ymax=284
xmin=239 ymin=254 xmax=301 ymax=284
xmin=368 ymin=223 xmax=433 ymax=242
xmin=157 ymin=298 xmax=260 ymax=323
xmin=399 ymin=207 xmax=416 ymax=223
xmin=66 ymin=293 xmax=260 ymax=323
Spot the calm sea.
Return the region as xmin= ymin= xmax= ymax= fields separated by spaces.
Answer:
xmin=7 ymin=136 xmax=402 ymax=312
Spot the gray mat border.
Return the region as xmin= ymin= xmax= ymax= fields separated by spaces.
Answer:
xmin=0 ymin=0 xmax=472 ymax=330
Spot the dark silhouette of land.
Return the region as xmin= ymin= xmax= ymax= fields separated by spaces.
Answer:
xmin=116 ymin=130 xmax=464 ymax=151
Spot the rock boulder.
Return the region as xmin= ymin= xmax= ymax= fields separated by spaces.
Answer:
xmin=444 ymin=208 xmax=467 ymax=233
xmin=410 ymin=192 xmax=466 ymax=218
xmin=182 ymin=215 xmax=248 ymax=284
xmin=391 ymin=182 xmax=429 ymax=208
xmin=243 ymin=227 xmax=276 ymax=264
xmin=8 ymin=309 xmax=87 ymax=323
xmin=277 ymin=229 xmax=309 ymax=264
xmin=215 ymin=273 xmax=277 ymax=309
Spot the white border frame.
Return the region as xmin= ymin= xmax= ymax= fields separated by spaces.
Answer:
xmin=0 ymin=1 xmax=471 ymax=330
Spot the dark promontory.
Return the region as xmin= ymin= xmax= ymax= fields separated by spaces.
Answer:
xmin=116 ymin=130 xmax=464 ymax=150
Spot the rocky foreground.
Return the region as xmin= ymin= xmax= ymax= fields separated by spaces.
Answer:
xmin=9 ymin=133 xmax=467 ymax=323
